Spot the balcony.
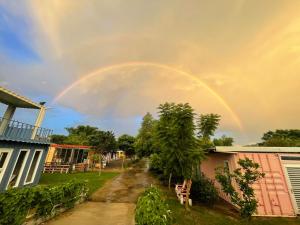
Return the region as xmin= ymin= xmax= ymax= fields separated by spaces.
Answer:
xmin=0 ymin=117 xmax=52 ymax=144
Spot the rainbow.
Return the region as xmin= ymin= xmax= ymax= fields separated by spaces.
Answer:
xmin=53 ymin=62 xmax=243 ymax=130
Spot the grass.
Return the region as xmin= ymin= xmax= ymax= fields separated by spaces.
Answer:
xmin=39 ymin=171 xmax=119 ymax=195
xmin=162 ymin=189 xmax=300 ymax=225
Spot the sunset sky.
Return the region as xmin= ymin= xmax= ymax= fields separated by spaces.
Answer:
xmin=0 ymin=0 xmax=299 ymax=144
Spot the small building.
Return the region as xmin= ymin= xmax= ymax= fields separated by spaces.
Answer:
xmin=46 ymin=144 xmax=91 ymax=165
xmin=201 ymin=146 xmax=300 ymax=217
xmin=0 ymin=86 xmax=52 ymax=191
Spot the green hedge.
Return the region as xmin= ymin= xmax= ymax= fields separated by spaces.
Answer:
xmin=135 ymin=187 xmax=172 ymax=225
xmin=0 ymin=180 xmax=88 ymax=225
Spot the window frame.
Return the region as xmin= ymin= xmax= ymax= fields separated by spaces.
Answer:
xmin=7 ymin=149 xmax=30 ymax=189
xmin=0 ymin=148 xmax=13 ymax=184
xmin=24 ymin=149 xmax=43 ymax=185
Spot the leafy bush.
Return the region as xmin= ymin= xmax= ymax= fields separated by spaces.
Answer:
xmin=215 ymin=157 xmax=265 ymax=219
xmin=135 ymin=187 xmax=172 ymax=225
xmin=0 ymin=180 xmax=87 ymax=225
xmin=190 ymin=173 xmax=218 ymax=205
xmin=149 ymin=153 xmax=164 ymax=173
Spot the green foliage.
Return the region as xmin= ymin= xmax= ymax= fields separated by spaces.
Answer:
xmin=197 ymin=114 xmax=220 ymax=140
xmin=215 ymin=158 xmax=265 ymax=219
xmin=65 ymin=125 xmax=99 ymax=145
xmin=135 ymin=187 xmax=172 ymax=225
xmin=135 ymin=113 xmax=157 ymax=158
xmin=191 ymin=173 xmax=218 ymax=205
xmin=149 ymin=153 xmax=164 ymax=173
xmin=157 ymin=103 xmax=203 ymax=179
xmin=88 ymin=130 xmax=117 ymax=153
xmin=118 ymin=134 xmax=136 ymax=157
xmin=260 ymin=129 xmax=300 ymax=147
xmin=51 ymin=134 xmax=67 ymax=144
xmin=213 ymin=135 xmax=234 ymax=146
xmin=0 ymin=181 xmax=87 ymax=225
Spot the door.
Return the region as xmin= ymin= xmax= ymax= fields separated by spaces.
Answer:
xmin=0 ymin=149 xmax=12 ymax=184
xmin=284 ymin=164 xmax=300 ymax=214
xmin=7 ymin=150 xmax=29 ymax=188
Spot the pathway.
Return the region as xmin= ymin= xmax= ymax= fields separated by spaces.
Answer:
xmin=45 ymin=159 xmax=155 ymax=225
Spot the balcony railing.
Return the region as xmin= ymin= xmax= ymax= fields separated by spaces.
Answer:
xmin=0 ymin=117 xmax=52 ymax=143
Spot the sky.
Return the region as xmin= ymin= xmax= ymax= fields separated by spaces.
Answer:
xmin=0 ymin=0 xmax=299 ymax=145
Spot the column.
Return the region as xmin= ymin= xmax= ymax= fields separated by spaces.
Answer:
xmin=31 ymin=106 xmax=46 ymax=139
xmin=0 ymin=105 xmax=16 ymax=135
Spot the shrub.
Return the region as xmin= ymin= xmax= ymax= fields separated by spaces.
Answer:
xmin=0 ymin=180 xmax=87 ymax=225
xmin=190 ymin=173 xmax=218 ymax=205
xmin=149 ymin=153 xmax=164 ymax=174
xmin=135 ymin=187 xmax=172 ymax=225
xmin=215 ymin=157 xmax=265 ymax=219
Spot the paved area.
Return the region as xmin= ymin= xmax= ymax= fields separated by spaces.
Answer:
xmin=45 ymin=159 xmax=155 ymax=225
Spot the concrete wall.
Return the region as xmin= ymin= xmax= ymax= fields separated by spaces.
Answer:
xmin=201 ymin=152 xmax=296 ymax=217
xmin=0 ymin=141 xmax=49 ymax=191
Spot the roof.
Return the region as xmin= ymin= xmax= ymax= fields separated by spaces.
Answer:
xmin=210 ymin=146 xmax=300 ymax=154
xmin=0 ymin=86 xmax=43 ymax=109
xmin=51 ymin=143 xmax=92 ymax=150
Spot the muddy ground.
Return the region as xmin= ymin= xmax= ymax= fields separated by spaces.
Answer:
xmin=44 ymin=159 xmax=156 ymax=225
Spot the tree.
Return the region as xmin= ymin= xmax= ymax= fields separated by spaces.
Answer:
xmin=135 ymin=113 xmax=157 ymax=158
xmin=64 ymin=125 xmax=99 ymax=145
xmin=51 ymin=134 xmax=67 ymax=144
xmin=215 ymin=158 xmax=265 ymax=219
xmin=197 ymin=114 xmax=220 ymax=149
xmin=259 ymin=129 xmax=300 ymax=147
xmin=118 ymin=134 xmax=136 ymax=157
xmin=157 ymin=103 xmax=204 ymax=208
xmin=213 ymin=135 xmax=234 ymax=146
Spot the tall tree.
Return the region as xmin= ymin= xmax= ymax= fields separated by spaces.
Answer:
xmin=157 ymin=103 xmax=204 ymax=208
xmin=118 ymin=134 xmax=136 ymax=157
xmin=135 ymin=113 xmax=157 ymax=158
xmin=260 ymin=129 xmax=300 ymax=147
xmin=64 ymin=125 xmax=99 ymax=145
xmin=88 ymin=130 xmax=117 ymax=152
xmin=51 ymin=134 xmax=67 ymax=144
xmin=197 ymin=113 xmax=220 ymax=148
xmin=213 ymin=135 xmax=234 ymax=146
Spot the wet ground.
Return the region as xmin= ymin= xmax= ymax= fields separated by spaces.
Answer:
xmin=45 ymin=159 xmax=156 ymax=225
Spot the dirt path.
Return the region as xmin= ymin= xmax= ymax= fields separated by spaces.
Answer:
xmin=45 ymin=159 xmax=156 ymax=225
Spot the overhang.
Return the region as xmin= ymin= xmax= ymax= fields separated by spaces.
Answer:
xmin=0 ymin=86 xmax=42 ymax=109
xmin=210 ymin=146 xmax=300 ymax=154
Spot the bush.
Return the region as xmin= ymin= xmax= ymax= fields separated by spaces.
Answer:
xmin=135 ymin=187 xmax=172 ymax=225
xmin=149 ymin=153 xmax=164 ymax=173
xmin=190 ymin=173 xmax=218 ymax=205
xmin=0 ymin=180 xmax=87 ymax=225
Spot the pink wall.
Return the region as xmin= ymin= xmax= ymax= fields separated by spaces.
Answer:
xmin=201 ymin=152 xmax=295 ymax=217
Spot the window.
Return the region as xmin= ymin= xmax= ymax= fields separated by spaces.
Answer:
xmin=25 ymin=150 xmax=42 ymax=184
xmin=8 ymin=150 xmax=29 ymax=188
xmin=224 ymin=160 xmax=230 ymax=171
xmin=0 ymin=149 xmax=12 ymax=183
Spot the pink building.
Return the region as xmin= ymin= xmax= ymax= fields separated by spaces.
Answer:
xmin=201 ymin=146 xmax=300 ymax=217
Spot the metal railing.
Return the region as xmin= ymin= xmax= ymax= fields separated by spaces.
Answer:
xmin=0 ymin=117 xmax=52 ymax=143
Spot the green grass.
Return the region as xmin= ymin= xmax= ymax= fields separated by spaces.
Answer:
xmin=163 ymin=191 xmax=300 ymax=225
xmin=39 ymin=171 xmax=119 ymax=195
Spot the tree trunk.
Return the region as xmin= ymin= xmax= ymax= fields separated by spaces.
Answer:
xmin=185 ymin=179 xmax=192 ymax=210
xmin=98 ymin=153 xmax=102 ymax=176
xmin=168 ymin=173 xmax=172 ymax=190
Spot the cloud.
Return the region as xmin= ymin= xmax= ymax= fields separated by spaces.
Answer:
xmin=0 ymin=0 xmax=299 ymax=144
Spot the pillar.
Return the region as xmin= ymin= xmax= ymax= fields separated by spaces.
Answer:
xmin=0 ymin=105 xmax=16 ymax=135
xmin=31 ymin=106 xmax=46 ymax=139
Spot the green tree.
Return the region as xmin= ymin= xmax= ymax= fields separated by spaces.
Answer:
xmin=50 ymin=134 xmax=67 ymax=144
xmin=197 ymin=114 xmax=220 ymax=148
xmin=215 ymin=158 xmax=265 ymax=219
xmin=260 ymin=129 xmax=300 ymax=147
xmin=157 ymin=103 xmax=204 ymax=208
xmin=135 ymin=113 xmax=157 ymax=158
xmin=213 ymin=135 xmax=234 ymax=146
xmin=118 ymin=134 xmax=136 ymax=157
xmin=64 ymin=125 xmax=99 ymax=145
xmin=88 ymin=130 xmax=117 ymax=152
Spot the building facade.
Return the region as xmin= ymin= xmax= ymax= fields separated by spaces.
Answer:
xmin=0 ymin=86 xmax=52 ymax=190
xmin=201 ymin=146 xmax=300 ymax=217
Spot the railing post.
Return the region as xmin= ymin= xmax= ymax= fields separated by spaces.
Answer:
xmin=31 ymin=106 xmax=46 ymax=140
xmin=0 ymin=105 xmax=16 ymax=135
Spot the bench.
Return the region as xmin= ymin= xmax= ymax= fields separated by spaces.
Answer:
xmin=43 ymin=164 xmax=70 ymax=173
xmin=74 ymin=163 xmax=88 ymax=172
xmin=175 ymin=179 xmax=192 ymax=206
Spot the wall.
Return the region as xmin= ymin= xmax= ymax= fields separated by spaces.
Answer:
xmin=201 ymin=152 xmax=296 ymax=217
xmin=0 ymin=141 xmax=49 ymax=191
